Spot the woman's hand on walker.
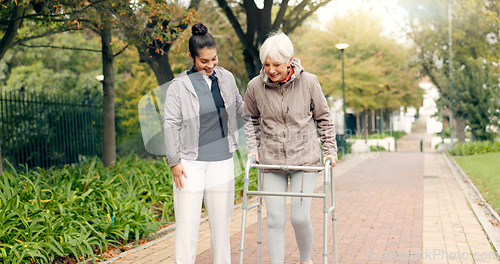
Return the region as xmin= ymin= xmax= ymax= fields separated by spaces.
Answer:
xmin=248 ymin=152 xmax=259 ymax=162
xmin=172 ymin=163 xmax=187 ymax=190
xmin=323 ymin=155 xmax=338 ymax=167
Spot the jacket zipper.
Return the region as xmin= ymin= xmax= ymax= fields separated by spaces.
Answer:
xmin=280 ymin=85 xmax=287 ymax=164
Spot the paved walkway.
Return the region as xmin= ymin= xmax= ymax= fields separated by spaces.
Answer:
xmin=103 ymin=135 xmax=499 ymax=264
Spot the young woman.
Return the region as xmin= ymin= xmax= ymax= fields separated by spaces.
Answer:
xmin=244 ymin=31 xmax=338 ymax=264
xmin=164 ymin=22 xmax=244 ymax=264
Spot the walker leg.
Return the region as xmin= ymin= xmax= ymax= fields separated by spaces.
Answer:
xmin=240 ymin=160 xmax=335 ymax=264
xmin=331 ymin=167 xmax=338 ymax=264
xmin=332 ymin=211 xmax=337 ymax=264
xmin=323 ymin=166 xmax=330 ymax=264
xmin=257 ymin=171 xmax=263 ymax=264
xmin=239 ymin=157 xmax=256 ymax=264
xmin=239 ymin=186 xmax=248 ymax=264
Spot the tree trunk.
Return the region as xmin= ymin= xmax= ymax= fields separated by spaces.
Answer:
xmin=137 ymin=45 xmax=174 ymax=86
xmin=356 ymin=112 xmax=361 ymax=137
xmin=123 ymin=1 xmax=200 ymax=87
xmin=378 ymin=109 xmax=382 ymax=134
xmin=364 ymin=109 xmax=369 ymax=143
xmin=100 ymin=15 xmax=116 ymax=167
xmin=371 ymin=109 xmax=376 ymax=133
xmin=456 ymin=115 xmax=466 ymax=142
xmin=0 ymin=4 xmax=25 ymax=61
xmin=384 ymin=108 xmax=392 ymax=132
xmin=367 ymin=109 xmax=372 ymax=133
xmin=243 ymin=49 xmax=259 ymax=80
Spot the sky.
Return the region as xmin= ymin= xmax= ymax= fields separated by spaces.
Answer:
xmin=315 ymin=0 xmax=409 ymax=40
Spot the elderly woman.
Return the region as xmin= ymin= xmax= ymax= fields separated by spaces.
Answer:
xmin=244 ymin=31 xmax=338 ymax=264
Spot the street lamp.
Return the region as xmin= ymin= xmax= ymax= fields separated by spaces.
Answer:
xmin=335 ymin=43 xmax=349 ymax=134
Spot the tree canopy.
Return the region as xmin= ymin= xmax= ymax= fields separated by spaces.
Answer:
xmin=216 ymin=0 xmax=332 ymax=79
xmin=399 ymin=0 xmax=500 ymax=140
xmin=296 ymin=9 xmax=422 ymax=113
xmin=0 ymin=0 xmax=93 ymax=61
xmin=453 ymin=58 xmax=500 ymax=141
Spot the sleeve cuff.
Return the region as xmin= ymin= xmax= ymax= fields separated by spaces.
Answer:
xmin=166 ymin=156 xmax=181 ymax=167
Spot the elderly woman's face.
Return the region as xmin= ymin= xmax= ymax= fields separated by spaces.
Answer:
xmin=263 ymin=56 xmax=290 ymax=82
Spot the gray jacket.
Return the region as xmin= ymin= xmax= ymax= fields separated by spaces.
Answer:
xmin=164 ymin=66 xmax=244 ymax=167
xmin=244 ymin=58 xmax=337 ymax=168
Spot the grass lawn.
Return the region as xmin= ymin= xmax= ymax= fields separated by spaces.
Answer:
xmin=453 ymin=152 xmax=500 ymax=215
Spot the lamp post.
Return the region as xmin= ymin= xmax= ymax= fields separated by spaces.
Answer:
xmin=335 ymin=43 xmax=349 ymax=134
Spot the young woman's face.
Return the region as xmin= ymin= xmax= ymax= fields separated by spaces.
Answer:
xmin=263 ymin=56 xmax=290 ymax=82
xmin=190 ymin=47 xmax=218 ymax=76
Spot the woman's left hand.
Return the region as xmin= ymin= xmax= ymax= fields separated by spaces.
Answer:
xmin=323 ymin=155 xmax=338 ymax=167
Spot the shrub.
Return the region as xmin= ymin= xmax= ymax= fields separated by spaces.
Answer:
xmin=0 ymin=155 xmax=173 ymax=263
xmin=370 ymin=145 xmax=387 ymax=152
xmin=448 ymin=141 xmax=500 ymax=156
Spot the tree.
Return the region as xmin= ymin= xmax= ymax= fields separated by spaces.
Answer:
xmin=104 ymin=0 xmax=199 ymax=86
xmin=1 ymin=1 xmax=101 ymax=168
xmin=1 ymin=1 xmax=200 ymax=166
xmin=0 ymin=1 xmax=25 ymax=61
xmin=98 ymin=9 xmax=117 ymax=166
xmin=399 ymin=0 xmax=500 ymax=140
xmin=0 ymin=0 xmax=94 ymax=62
xmin=4 ymin=0 xmax=121 ymax=167
xmin=1 ymin=0 xmax=198 ymax=86
xmin=2 ymin=32 xmax=102 ymax=95
xmin=72 ymin=0 xmax=197 ymax=165
xmin=94 ymin=0 xmax=199 ymax=163
xmin=181 ymin=1 xmax=248 ymax=89
xmin=296 ymin=9 xmax=421 ymax=135
xmin=453 ymin=58 xmax=500 ymax=141
xmin=216 ymin=0 xmax=332 ymax=79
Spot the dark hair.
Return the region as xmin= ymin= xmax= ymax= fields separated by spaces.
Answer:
xmin=189 ymin=22 xmax=216 ymax=58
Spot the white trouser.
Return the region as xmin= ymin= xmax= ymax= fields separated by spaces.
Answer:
xmin=173 ymin=157 xmax=234 ymax=264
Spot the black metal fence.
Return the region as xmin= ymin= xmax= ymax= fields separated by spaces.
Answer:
xmin=0 ymin=91 xmax=103 ymax=169
xmin=0 ymin=90 xmax=350 ymax=169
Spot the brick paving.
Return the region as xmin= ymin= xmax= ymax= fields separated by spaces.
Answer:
xmin=423 ymin=153 xmax=498 ymax=264
xmin=104 ymin=139 xmax=498 ymax=264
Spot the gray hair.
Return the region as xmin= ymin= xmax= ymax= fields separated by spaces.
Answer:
xmin=259 ymin=31 xmax=294 ymax=65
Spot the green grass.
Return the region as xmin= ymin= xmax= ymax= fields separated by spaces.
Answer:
xmin=453 ymin=152 xmax=500 ymax=215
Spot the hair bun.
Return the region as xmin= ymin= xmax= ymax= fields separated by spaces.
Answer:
xmin=192 ymin=22 xmax=208 ymax=36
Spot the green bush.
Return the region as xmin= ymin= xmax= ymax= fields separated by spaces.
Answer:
xmin=370 ymin=145 xmax=387 ymax=152
xmin=448 ymin=141 xmax=500 ymax=156
xmin=0 ymin=155 xmax=173 ymax=263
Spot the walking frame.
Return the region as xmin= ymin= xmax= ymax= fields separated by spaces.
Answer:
xmin=238 ymin=156 xmax=337 ymax=264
